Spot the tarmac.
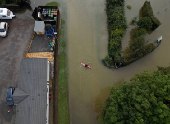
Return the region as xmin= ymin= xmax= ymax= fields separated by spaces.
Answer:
xmin=28 ymin=34 xmax=53 ymax=53
xmin=0 ymin=10 xmax=34 ymax=124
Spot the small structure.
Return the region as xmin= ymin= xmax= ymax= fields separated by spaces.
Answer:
xmin=32 ymin=6 xmax=59 ymax=25
xmin=34 ymin=21 xmax=45 ymax=35
xmin=14 ymin=58 xmax=50 ymax=124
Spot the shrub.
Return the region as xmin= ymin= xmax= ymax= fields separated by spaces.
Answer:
xmin=142 ymin=1 xmax=153 ymax=17
xmin=130 ymin=35 xmax=145 ymax=51
xmin=137 ymin=17 xmax=153 ymax=30
xmin=133 ymin=28 xmax=146 ymax=38
xmin=102 ymin=56 xmax=113 ymax=66
xmin=122 ymin=43 xmax=156 ymax=66
xmin=151 ymin=16 xmax=161 ymax=30
xmin=126 ymin=4 xmax=132 ymax=9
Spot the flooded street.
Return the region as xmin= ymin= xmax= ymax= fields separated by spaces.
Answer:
xmin=30 ymin=0 xmax=170 ymax=124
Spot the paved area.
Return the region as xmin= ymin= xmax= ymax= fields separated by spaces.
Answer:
xmin=0 ymin=10 xmax=34 ymax=124
xmin=29 ymin=34 xmax=53 ymax=52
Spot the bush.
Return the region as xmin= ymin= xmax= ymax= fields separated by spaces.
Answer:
xmin=151 ymin=16 xmax=161 ymax=30
xmin=130 ymin=35 xmax=145 ymax=51
xmin=142 ymin=1 xmax=153 ymax=17
xmin=133 ymin=28 xmax=146 ymax=38
xmin=126 ymin=4 xmax=132 ymax=9
xmin=137 ymin=17 xmax=153 ymax=30
xmin=122 ymin=43 xmax=156 ymax=66
xmin=102 ymin=56 xmax=113 ymax=66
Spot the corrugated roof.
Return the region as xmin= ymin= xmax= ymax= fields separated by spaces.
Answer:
xmin=15 ymin=58 xmax=47 ymax=124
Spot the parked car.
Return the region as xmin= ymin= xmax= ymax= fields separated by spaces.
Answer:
xmin=6 ymin=87 xmax=15 ymax=105
xmin=0 ymin=22 xmax=9 ymax=37
xmin=0 ymin=8 xmax=15 ymax=19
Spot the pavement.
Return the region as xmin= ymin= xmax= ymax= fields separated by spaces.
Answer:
xmin=29 ymin=34 xmax=53 ymax=53
xmin=0 ymin=10 xmax=34 ymax=124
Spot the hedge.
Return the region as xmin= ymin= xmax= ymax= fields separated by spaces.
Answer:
xmin=141 ymin=1 xmax=161 ymax=30
xmin=106 ymin=0 xmax=126 ymax=62
xmin=133 ymin=28 xmax=146 ymax=38
xmin=142 ymin=1 xmax=153 ymax=17
xmin=137 ymin=17 xmax=153 ymax=31
xmin=103 ymin=0 xmax=159 ymax=68
xmin=121 ymin=43 xmax=156 ymax=66
xmin=130 ymin=35 xmax=145 ymax=52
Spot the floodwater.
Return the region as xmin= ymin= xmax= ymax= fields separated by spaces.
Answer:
xmin=30 ymin=0 xmax=170 ymax=124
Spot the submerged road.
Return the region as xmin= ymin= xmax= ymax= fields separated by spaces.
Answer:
xmin=30 ymin=0 xmax=170 ymax=123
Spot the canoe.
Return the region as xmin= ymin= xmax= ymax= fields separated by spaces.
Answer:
xmin=81 ymin=63 xmax=92 ymax=69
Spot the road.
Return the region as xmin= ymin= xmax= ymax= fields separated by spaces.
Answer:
xmin=0 ymin=11 xmax=34 ymax=124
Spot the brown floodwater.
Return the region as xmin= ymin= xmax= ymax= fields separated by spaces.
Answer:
xmin=30 ymin=0 xmax=170 ymax=123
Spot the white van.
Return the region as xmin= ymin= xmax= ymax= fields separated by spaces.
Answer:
xmin=0 ymin=8 xmax=15 ymax=19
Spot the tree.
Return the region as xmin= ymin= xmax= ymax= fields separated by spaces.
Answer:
xmin=137 ymin=17 xmax=153 ymax=30
xmin=102 ymin=69 xmax=170 ymax=124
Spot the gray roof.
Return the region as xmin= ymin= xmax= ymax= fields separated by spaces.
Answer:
xmin=15 ymin=58 xmax=47 ymax=124
xmin=13 ymin=88 xmax=29 ymax=104
xmin=34 ymin=21 xmax=44 ymax=32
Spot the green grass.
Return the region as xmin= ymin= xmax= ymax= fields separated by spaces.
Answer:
xmin=58 ymin=19 xmax=70 ymax=124
xmin=46 ymin=1 xmax=60 ymax=7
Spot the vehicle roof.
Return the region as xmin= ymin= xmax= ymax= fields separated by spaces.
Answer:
xmin=0 ymin=22 xmax=6 ymax=29
xmin=0 ymin=8 xmax=7 ymax=15
xmin=7 ymin=88 xmax=12 ymax=97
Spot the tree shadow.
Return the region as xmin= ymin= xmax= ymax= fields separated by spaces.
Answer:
xmin=139 ymin=7 xmax=142 ymax=20
xmin=94 ymin=80 xmax=124 ymax=120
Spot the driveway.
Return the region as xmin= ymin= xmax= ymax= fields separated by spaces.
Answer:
xmin=0 ymin=10 xmax=34 ymax=124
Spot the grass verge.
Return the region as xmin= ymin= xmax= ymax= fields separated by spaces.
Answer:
xmin=58 ymin=20 xmax=70 ymax=124
xmin=46 ymin=1 xmax=60 ymax=7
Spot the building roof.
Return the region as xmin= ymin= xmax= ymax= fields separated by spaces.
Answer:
xmin=0 ymin=8 xmax=7 ymax=15
xmin=34 ymin=21 xmax=44 ymax=32
xmin=13 ymin=88 xmax=29 ymax=104
xmin=15 ymin=58 xmax=48 ymax=124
